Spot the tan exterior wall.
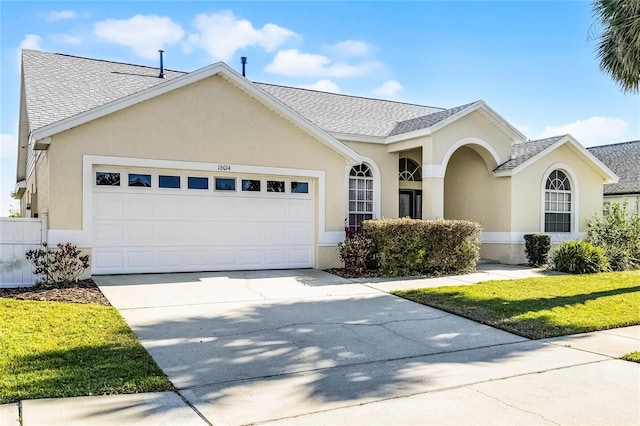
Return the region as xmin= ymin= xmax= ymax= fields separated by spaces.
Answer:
xmin=430 ymin=111 xmax=513 ymax=167
xmin=444 ymin=146 xmax=511 ymax=231
xmin=318 ymin=246 xmax=342 ymax=269
xmin=480 ymin=243 xmax=527 ymax=265
xmin=46 ymin=75 xmax=349 ymax=235
xmin=22 ymin=152 xmax=50 ymax=219
xmin=511 ymin=144 xmax=604 ymax=233
xmin=342 ymin=140 xmax=399 ymax=219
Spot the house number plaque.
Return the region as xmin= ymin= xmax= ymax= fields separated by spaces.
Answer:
xmin=217 ymin=164 xmax=231 ymax=171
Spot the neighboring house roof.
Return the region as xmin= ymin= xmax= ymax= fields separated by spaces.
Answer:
xmin=494 ymin=135 xmax=567 ymax=172
xmin=588 ymin=140 xmax=640 ymax=195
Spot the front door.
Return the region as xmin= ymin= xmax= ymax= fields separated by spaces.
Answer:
xmin=399 ymin=190 xmax=422 ymax=219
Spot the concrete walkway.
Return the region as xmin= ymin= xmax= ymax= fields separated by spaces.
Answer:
xmin=3 ymin=266 xmax=639 ymax=425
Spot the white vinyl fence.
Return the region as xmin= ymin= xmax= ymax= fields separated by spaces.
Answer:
xmin=0 ymin=216 xmax=46 ymax=287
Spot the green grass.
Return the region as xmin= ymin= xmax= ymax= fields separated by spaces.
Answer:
xmin=0 ymin=298 xmax=173 ymax=403
xmin=393 ymin=271 xmax=640 ymax=339
xmin=621 ymin=352 xmax=640 ymax=363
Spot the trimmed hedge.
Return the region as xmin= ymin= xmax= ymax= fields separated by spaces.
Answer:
xmin=360 ymin=218 xmax=481 ymax=276
xmin=524 ymin=234 xmax=551 ymax=267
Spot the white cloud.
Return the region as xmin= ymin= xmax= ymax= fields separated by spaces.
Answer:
xmin=20 ymin=34 xmax=43 ymax=51
xmin=326 ymin=40 xmax=374 ymax=57
xmin=188 ymin=11 xmax=297 ymax=61
xmin=0 ymin=134 xmax=17 ymax=158
xmin=298 ymin=80 xmax=341 ymax=94
xmin=50 ymin=33 xmax=82 ymax=45
xmin=94 ymin=15 xmax=184 ymax=60
xmin=373 ymin=80 xmax=403 ymax=97
xmin=46 ymin=10 xmax=77 ymax=22
xmin=266 ymin=49 xmax=381 ymax=77
xmin=539 ymin=116 xmax=629 ymax=147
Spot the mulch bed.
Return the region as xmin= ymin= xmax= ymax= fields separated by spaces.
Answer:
xmin=0 ymin=279 xmax=111 ymax=306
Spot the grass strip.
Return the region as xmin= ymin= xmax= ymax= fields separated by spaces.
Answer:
xmin=0 ymin=298 xmax=173 ymax=403
xmin=393 ymin=271 xmax=640 ymax=339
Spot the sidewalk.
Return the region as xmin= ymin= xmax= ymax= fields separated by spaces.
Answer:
xmin=3 ymin=325 xmax=638 ymax=425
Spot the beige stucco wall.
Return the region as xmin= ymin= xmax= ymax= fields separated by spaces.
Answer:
xmin=46 ymin=75 xmax=350 ymax=242
xmin=342 ymin=140 xmax=399 ymax=219
xmin=510 ymin=143 xmax=605 ymax=233
xmin=444 ymin=146 xmax=511 ymax=231
xmin=430 ymin=110 xmax=514 ymax=167
xmin=480 ymin=243 xmax=527 ymax=265
xmin=604 ymin=194 xmax=640 ymax=211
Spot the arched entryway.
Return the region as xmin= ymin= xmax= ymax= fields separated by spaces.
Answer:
xmin=443 ymin=145 xmax=507 ymax=231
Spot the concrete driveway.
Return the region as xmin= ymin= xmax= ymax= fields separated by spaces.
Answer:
xmin=93 ymin=269 xmax=640 ymax=426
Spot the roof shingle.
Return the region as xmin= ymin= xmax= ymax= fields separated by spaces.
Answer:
xmin=588 ymin=140 xmax=640 ymax=195
xmin=494 ymin=135 xmax=567 ymax=172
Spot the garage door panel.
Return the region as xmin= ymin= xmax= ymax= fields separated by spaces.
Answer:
xmin=92 ymin=172 xmax=314 ymax=274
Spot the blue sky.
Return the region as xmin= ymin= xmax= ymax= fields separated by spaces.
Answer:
xmin=1 ymin=1 xmax=638 ymax=215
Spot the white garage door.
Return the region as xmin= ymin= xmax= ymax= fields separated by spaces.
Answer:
xmin=91 ymin=168 xmax=314 ymax=274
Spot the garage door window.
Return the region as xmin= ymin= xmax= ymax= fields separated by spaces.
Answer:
xmin=291 ymin=182 xmax=308 ymax=193
xmin=267 ymin=180 xmax=285 ymax=192
xmin=242 ymin=179 xmax=261 ymax=192
xmin=128 ymin=173 xmax=152 ymax=187
xmin=188 ymin=177 xmax=209 ymax=190
xmin=159 ymin=175 xmax=180 ymax=189
xmin=96 ymin=172 xmax=120 ymax=186
xmin=215 ymin=178 xmax=236 ymax=191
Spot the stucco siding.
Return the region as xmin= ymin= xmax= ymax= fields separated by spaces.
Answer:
xmin=444 ymin=146 xmax=511 ymax=232
xmin=46 ymin=74 xmax=349 ymax=233
xmin=511 ymin=143 xmax=604 ymax=233
xmin=431 ymin=110 xmax=513 ymax=167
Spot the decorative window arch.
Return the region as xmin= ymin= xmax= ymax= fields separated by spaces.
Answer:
xmin=544 ymin=169 xmax=572 ymax=232
xmin=399 ymin=158 xmax=422 ymax=181
xmin=348 ymin=164 xmax=374 ymax=232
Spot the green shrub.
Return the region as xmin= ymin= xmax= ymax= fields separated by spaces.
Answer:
xmin=524 ymin=234 xmax=551 ymax=267
xmin=587 ymin=200 xmax=640 ymax=271
xmin=337 ymin=232 xmax=378 ymax=275
xmin=361 ymin=218 xmax=481 ymax=276
xmin=25 ymin=242 xmax=90 ymax=288
xmin=551 ymin=241 xmax=609 ymax=274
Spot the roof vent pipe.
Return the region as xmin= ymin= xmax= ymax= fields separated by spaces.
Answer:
xmin=158 ymin=50 xmax=165 ymax=79
xmin=241 ymin=56 xmax=247 ymax=77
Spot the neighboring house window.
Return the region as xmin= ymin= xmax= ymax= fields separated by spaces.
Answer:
xmin=544 ymin=170 xmax=572 ymax=232
xmin=399 ymin=158 xmax=422 ymax=181
xmin=349 ymin=164 xmax=373 ymax=232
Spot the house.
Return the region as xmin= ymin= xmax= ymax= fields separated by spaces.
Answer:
xmin=588 ymin=140 xmax=640 ymax=211
xmin=14 ymin=50 xmax=618 ymax=275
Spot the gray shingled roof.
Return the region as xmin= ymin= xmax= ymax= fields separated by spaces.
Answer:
xmin=388 ymin=102 xmax=478 ymax=136
xmin=22 ymin=50 xmax=186 ymax=131
xmin=22 ymin=50 xmax=447 ymax=138
xmin=255 ymin=83 xmax=443 ymax=137
xmin=494 ymin=135 xmax=567 ymax=172
xmin=588 ymin=140 xmax=640 ymax=195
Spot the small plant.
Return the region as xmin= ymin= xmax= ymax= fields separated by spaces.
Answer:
xmin=523 ymin=234 xmax=551 ymax=267
xmin=587 ymin=200 xmax=640 ymax=271
xmin=25 ymin=242 xmax=90 ymax=288
xmin=338 ymin=232 xmax=377 ymax=275
xmin=550 ymin=241 xmax=609 ymax=274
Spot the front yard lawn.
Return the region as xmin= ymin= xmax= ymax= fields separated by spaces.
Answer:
xmin=0 ymin=298 xmax=173 ymax=403
xmin=393 ymin=271 xmax=640 ymax=339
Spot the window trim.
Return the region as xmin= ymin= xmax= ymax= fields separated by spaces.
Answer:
xmin=399 ymin=158 xmax=422 ymax=181
xmin=347 ymin=162 xmax=376 ymax=232
xmin=540 ymin=164 xmax=578 ymax=235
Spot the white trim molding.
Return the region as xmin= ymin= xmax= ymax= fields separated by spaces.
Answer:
xmin=423 ymin=136 xmax=503 ymax=178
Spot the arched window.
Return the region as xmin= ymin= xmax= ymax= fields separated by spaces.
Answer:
xmin=399 ymin=158 xmax=422 ymax=181
xmin=348 ymin=164 xmax=373 ymax=232
xmin=544 ymin=170 xmax=572 ymax=232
